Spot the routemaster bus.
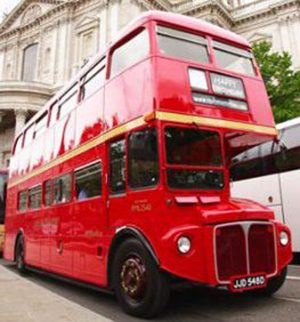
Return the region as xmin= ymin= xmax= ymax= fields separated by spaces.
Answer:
xmin=231 ymin=117 xmax=300 ymax=255
xmin=4 ymin=11 xmax=292 ymax=318
xmin=0 ymin=169 xmax=8 ymax=253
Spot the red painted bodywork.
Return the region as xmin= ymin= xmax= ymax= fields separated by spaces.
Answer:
xmin=4 ymin=12 xmax=291 ymax=289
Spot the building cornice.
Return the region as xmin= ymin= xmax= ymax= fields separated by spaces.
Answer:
xmin=0 ymin=1 xmax=74 ymax=42
xmin=233 ymin=0 xmax=300 ymax=27
xmin=0 ymin=0 xmax=65 ymax=32
xmin=179 ymin=1 xmax=234 ymax=28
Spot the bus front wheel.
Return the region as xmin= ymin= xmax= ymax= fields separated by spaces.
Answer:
xmin=112 ymin=238 xmax=170 ymax=318
xmin=15 ymin=236 xmax=27 ymax=275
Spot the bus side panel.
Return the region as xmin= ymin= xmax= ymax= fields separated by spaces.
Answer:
xmin=280 ymin=169 xmax=300 ymax=253
xmin=72 ymin=146 xmax=107 ymax=285
xmin=104 ymin=60 xmax=154 ymax=130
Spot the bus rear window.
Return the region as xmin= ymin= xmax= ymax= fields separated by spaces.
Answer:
xmin=213 ymin=41 xmax=255 ymax=77
xmin=157 ymin=26 xmax=209 ymax=64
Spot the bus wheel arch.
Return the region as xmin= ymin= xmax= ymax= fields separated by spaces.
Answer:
xmin=109 ymin=232 xmax=169 ymax=318
xmin=14 ymin=230 xmax=25 ymax=261
xmin=107 ymin=227 xmax=159 ymax=288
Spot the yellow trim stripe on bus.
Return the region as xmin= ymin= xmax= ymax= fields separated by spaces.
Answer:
xmin=156 ymin=112 xmax=278 ymax=136
xmin=8 ymin=111 xmax=277 ymax=188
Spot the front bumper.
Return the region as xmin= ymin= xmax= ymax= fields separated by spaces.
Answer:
xmin=159 ymin=220 xmax=292 ymax=287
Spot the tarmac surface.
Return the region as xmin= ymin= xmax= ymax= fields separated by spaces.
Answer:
xmin=0 ymin=258 xmax=300 ymax=322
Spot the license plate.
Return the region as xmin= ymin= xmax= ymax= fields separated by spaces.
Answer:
xmin=230 ymin=274 xmax=267 ymax=292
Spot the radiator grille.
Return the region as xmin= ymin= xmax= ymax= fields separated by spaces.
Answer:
xmin=215 ymin=222 xmax=276 ymax=282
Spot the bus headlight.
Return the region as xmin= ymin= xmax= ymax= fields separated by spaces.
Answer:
xmin=177 ymin=236 xmax=191 ymax=254
xmin=279 ymin=231 xmax=289 ymax=246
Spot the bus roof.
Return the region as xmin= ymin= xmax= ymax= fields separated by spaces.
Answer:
xmin=277 ymin=117 xmax=300 ymax=130
xmin=115 ymin=11 xmax=250 ymax=49
xmin=16 ymin=11 xmax=251 ymax=140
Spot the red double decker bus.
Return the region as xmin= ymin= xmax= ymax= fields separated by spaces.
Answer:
xmin=4 ymin=12 xmax=292 ymax=318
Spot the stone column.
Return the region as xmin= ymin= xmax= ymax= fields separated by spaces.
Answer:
xmin=14 ymin=109 xmax=27 ymax=137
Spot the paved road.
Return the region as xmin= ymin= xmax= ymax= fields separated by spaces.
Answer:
xmin=1 ymin=258 xmax=300 ymax=322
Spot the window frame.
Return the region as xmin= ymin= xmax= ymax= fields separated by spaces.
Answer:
xmin=109 ymin=137 xmax=126 ymax=196
xmin=162 ymin=123 xmax=226 ymax=192
xmin=109 ymin=27 xmax=150 ymax=79
xmin=75 ymin=160 xmax=103 ymax=201
xmin=155 ymin=24 xmax=210 ymax=66
xmin=212 ymin=40 xmax=256 ymax=77
xmin=44 ymin=179 xmax=52 ymax=207
xmin=28 ymin=184 xmax=42 ymax=210
xmin=53 ymin=173 xmax=73 ymax=205
xmin=18 ymin=190 xmax=28 ymax=212
xmin=127 ymin=126 xmax=160 ymax=191
xmin=58 ymin=83 xmax=78 ymax=120
xmin=80 ymin=57 xmax=106 ymax=101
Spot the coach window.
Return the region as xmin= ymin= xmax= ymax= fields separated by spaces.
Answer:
xmin=128 ymin=128 xmax=159 ymax=188
xmin=276 ymin=125 xmax=300 ymax=173
xmin=29 ymin=186 xmax=42 ymax=209
xmin=109 ymin=139 xmax=126 ymax=194
xmin=53 ymin=174 xmax=72 ymax=204
xmin=81 ymin=58 xmax=106 ymax=100
xmin=59 ymin=85 xmax=78 ymax=119
xmin=18 ymin=191 xmax=27 ymax=212
xmin=44 ymin=180 xmax=52 ymax=207
xmin=110 ymin=29 xmax=149 ymax=78
xmin=75 ymin=162 xmax=102 ymax=200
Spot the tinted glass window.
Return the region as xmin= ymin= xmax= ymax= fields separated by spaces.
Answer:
xmin=111 ymin=29 xmax=149 ymax=77
xmin=109 ymin=139 xmax=126 ymax=194
xmin=157 ymin=26 xmax=209 ymax=64
xmin=53 ymin=174 xmax=72 ymax=204
xmin=29 ymin=186 xmax=42 ymax=209
xmin=165 ymin=127 xmax=222 ymax=166
xmin=45 ymin=180 xmax=51 ymax=207
xmin=275 ymin=126 xmax=300 ymax=173
xmin=231 ymin=141 xmax=280 ymax=181
xmin=128 ymin=128 xmax=159 ymax=188
xmin=214 ymin=41 xmax=255 ymax=77
xmin=18 ymin=191 xmax=27 ymax=212
xmin=75 ymin=162 xmax=102 ymax=200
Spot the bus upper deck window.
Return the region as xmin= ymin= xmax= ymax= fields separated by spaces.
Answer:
xmin=110 ymin=29 xmax=149 ymax=78
xmin=157 ymin=25 xmax=209 ymax=64
xmin=213 ymin=41 xmax=255 ymax=77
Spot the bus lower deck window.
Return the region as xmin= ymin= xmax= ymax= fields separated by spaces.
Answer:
xmin=53 ymin=174 xmax=72 ymax=204
xmin=109 ymin=139 xmax=126 ymax=194
xmin=75 ymin=162 xmax=102 ymax=200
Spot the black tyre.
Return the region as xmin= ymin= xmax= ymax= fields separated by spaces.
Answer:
xmin=112 ymin=238 xmax=170 ymax=319
xmin=249 ymin=268 xmax=287 ymax=296
xmin=15 ymin=236 xmax=27 ymax=275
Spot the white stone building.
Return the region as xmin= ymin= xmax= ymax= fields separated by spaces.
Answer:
xmin=0 ymin=0 xmax=299 ymax=167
